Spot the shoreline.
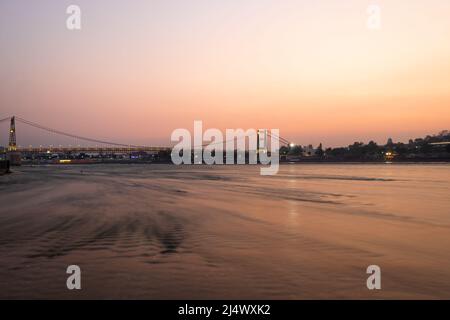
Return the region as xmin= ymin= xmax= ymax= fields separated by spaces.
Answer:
xmin=10 ymin=160 xmax=450 ymax=168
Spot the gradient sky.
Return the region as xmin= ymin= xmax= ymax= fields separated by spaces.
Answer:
xmin=1 ymin=0 xmax=449 ymax=147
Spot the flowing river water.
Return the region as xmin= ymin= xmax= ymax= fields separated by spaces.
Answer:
xmin=0 ymin=163 xmax=449 ymax=299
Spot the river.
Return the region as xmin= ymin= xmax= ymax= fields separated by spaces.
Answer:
xmin=0 ymin=163 xmax=449 ymax=299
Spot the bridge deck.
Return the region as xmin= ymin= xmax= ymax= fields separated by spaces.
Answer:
xmin=15 ymin=147 xmax=172 ymax=153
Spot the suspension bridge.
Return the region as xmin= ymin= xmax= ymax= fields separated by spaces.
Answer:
xmin=0 ymin=116 xmax=291 ymax=166
xmin=0 ymin=116 xmax=174 ymax=165
xmin=0 ymin=116 xmax=171 ymax=153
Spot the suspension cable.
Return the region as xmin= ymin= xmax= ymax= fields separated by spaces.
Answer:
xmin=0 ymin=116 xmax=11 ymax=123
xmin=267 ymin=131 xmax=290 ymax=145
xmin=7 ymin=116 xmax=292 ymax=149
xmin=15 ymin=117 xmax=145 ymax=148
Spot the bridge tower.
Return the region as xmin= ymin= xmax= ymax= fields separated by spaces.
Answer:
xmin=257 ymin=129 xmax=268 ymax=164
xmin=8 ymin=116 xmax=17 ymax=151
xmin=257 ymin=129 xmax=268 ymax=154
xmin=7 ymin=116 xmax=21 ymax=165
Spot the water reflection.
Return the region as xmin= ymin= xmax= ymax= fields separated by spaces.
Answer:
xmin=0 ymin=163 xmax=449 ymax=299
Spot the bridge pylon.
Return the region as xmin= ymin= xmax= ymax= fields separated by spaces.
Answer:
xmin=257 ymin=129 xmax=268 ymax=154
xmin=8 ymin=116 xmax=17 ymax=151
xmin=7 ymin=116 xmax=21 ymax=166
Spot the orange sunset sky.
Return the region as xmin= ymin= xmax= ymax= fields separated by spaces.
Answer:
xmin=1 ymin=0 xmax=449 ymax=147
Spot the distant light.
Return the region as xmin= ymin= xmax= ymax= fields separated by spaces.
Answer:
xmin=59 ymin=159 xmax=71 ymax=164
xmin=289 ymin=143 xmax=295 ymax=148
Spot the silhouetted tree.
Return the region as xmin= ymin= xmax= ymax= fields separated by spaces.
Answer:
xmin=366 ymin=141 xmax=379 ymax=154
xmin=288 ymin=145 xmax=303 ymax=156
xmin=420 ymin=143 xmax=432 ymax=154
xmin=280 ymin=146 xmax=289 ymax=155
xmin=394 ymin=143 xmax=408 ymax=156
